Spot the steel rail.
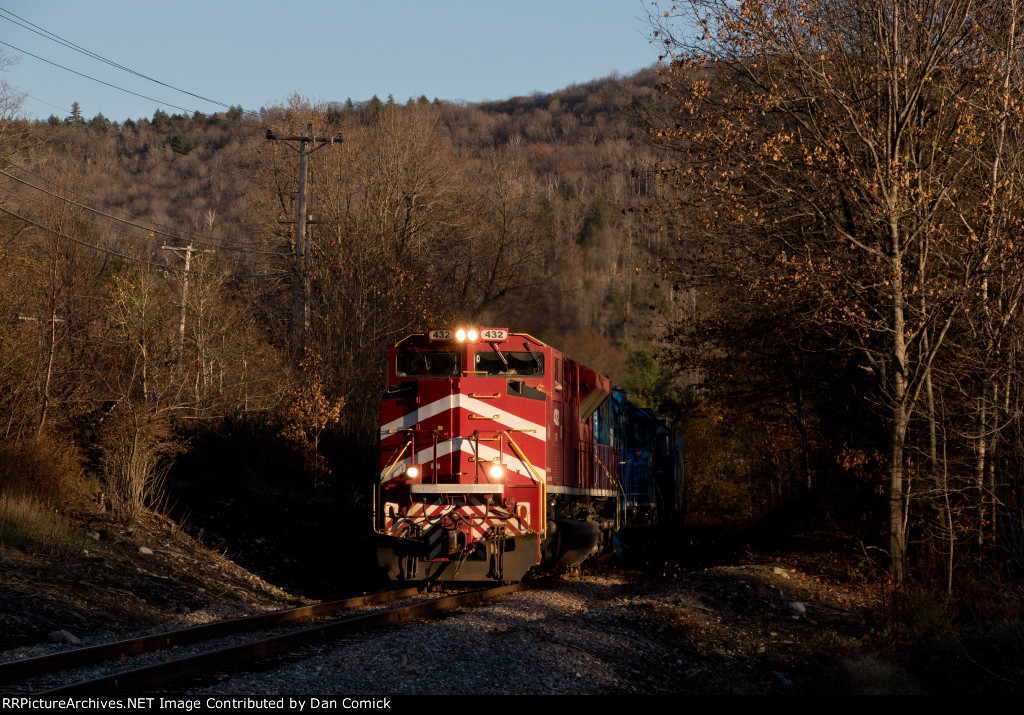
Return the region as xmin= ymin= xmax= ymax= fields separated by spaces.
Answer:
xmin=0 ymin=587 xmax=422 ymax=685
xmin=32 ymin=580 xmax=544 ymax=696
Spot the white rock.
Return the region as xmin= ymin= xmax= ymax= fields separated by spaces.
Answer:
xmin=138 ymin=546 xmax=154 ymax=555
xmin=772 ymin=566 xmax=790 ymax=579
xmin=48 ymin=629 xmax=81 ymax=645
xmin=788 ymin=601 xmax=806 ymax=616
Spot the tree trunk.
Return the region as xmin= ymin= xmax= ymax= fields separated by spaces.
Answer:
xmin=976 ymin=373 xmax=990 ymax=557
xmin=890 ymin=225 xmax=908 ymax=583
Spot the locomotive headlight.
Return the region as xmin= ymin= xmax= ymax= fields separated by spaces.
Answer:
xmin=405 ymin=465 xmax=420 ymax=479
xmin=456 ymin=329 xmax=467 ymax=341
xmin=488 ymin=464 xmax=505 ymax=480
xmin=467 ymin=329 xmax=479 ymax=341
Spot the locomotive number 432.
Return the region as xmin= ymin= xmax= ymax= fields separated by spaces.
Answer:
xmin=428 ymin=328 xmax=508 ymax=341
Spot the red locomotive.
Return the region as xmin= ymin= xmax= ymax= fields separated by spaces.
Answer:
xmin=373 ymin=327 xmax=624 ymax=582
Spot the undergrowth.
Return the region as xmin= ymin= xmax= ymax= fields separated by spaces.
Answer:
xmin=0 ymin=492 xmax=79 ymax=554
xmin=0 ymin=435 xmax=90 ymax=554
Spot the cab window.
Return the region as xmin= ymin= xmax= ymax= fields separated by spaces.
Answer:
xmin=395 ymin=351 xmax=460 ymax=377
xmin=474 ymin=351 xmax=545 ymax=376
xmin=629 ymin=419 xmax=647 ymax=447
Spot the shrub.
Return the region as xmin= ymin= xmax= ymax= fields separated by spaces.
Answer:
xmin=100 ymin=411 xmax=181 ymax=522
xmin=878 ymin=586 xmax=959 ymax=646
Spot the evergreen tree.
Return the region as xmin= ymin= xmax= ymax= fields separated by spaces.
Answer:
xmin=364 ymin=95 xmax=383 ymax=119
xmin=89 ymin=112 xmax=110 ymax=134
xmin=152 ymin=108 xmax=170 ymax=130
xmin=65 ymin=101 xmax=85 ymax=127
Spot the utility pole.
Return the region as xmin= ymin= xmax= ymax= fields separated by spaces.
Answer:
xmin=266 ymin=124 xmax=342 ymax=362
xmin=163 ymin=241 xmax=213 ymax=354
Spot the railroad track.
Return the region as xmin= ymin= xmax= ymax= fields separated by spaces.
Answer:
xmin=2 ymin=580 xmax=546 ymax=696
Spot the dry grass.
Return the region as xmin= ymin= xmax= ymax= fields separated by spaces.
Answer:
xmin=838 ymin=656 xmax=928 ymax=695
xmin=0 ymin=492 xmax=78 ymax=554
xmin=0 ymin=436 xmax=90 ymax=555
xmin=0 ymin=435 xmax=84 ymax=505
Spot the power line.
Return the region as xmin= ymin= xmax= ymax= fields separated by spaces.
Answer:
xmin=0 ymin=182 xmax=284 ymax=267
xmin=0 ymin=8 xmax=264 ymax=124
xmin=0 ymin=203 xmax=179 ymax=271
xmin=0 ymin=8 xmax=234 ymax=110
xmin=0 ymin=162 xmax=288 ymax=256
xmin=0 ymin=205 xmax=289 ymax=279
xmin=0 ymin=167 xmax=286 ymax=258
xmin=2 ymin=157 xmax=282 ymax=251
xmin=0 ymin=39 xmax=201 ymax=117
xmin=23 ymin=92 xmax=70 ymax=115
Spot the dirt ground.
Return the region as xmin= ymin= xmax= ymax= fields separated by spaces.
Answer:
xmin=2 ymin=506 xmax=1023 ymax=694
xmin=0 ymin=508 xmax=302 ymax=651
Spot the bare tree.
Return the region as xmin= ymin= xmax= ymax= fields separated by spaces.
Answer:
xmin=460 ymin=139 xmax=545 ymax=316
xmin=651 ymin=0 xmax=1024 ymax=581
xmin=0 ymin=50 xmax=26 ymax=155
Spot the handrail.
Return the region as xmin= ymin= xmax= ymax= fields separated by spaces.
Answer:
xmin=594 ymin=444 xmax=620 ymax=490
xmin=381 ymin=437 xmax=412 ymax=481
xmin=504 ymin=431 xmax=546 ymax=537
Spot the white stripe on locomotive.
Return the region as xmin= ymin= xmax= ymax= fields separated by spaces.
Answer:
xmin=380 ymin=394 xmax=547 ymax=439
xmin=380 ymin=437 xmax=546 ymax=482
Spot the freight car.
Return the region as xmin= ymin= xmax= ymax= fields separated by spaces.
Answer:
xmin=373 ymin=328 xmax=684 ymax=582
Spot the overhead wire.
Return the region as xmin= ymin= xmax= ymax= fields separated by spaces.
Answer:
xmin=0 ymin=168 xmax=288 ymax=257
xmin=23 ymin=92 xmax=70 ymax=115
xmin=0 ymin=9 xmax=318 ymax=281
xmin=0 ymin=39 xmax=201 ymax=118
xmin=0 ymin=7 xmax=234 ymax=111
xmin=1 ymin=158 xmax=289 ymax=255
xmin=0 ymin=8 xmax=264 ymax=125
xmin=0 ymin=11 xmax=320 ymax=255
xmin=0 ymin=204 xmax=289 ymax=279
xmin=0 ymin=202 xmax=179 ymax=272
xmin=0 ymin=182 xmax=285 ymax=267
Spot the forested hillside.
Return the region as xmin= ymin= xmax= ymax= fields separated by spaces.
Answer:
xmin=0 ymin=66 xmax=692 ymax=583
xmin=7 ymin=2 xmax=1024 ymax=605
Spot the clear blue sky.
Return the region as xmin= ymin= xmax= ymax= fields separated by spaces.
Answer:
xmin=1 ymin=1 xmax=661 ymax=123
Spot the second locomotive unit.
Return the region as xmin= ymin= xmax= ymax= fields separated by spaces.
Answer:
xmin=373 ymin=327 xmax=684 ymax=582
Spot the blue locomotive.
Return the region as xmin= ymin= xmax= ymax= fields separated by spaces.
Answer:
xmin=593 ymin=388 xmax=686 ymax=541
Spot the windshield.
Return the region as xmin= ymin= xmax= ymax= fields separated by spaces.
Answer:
xmin=474 ymin=351 xmax=544 ymax=376
xmin=395 ymin=351 xmax=460 ymax=377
